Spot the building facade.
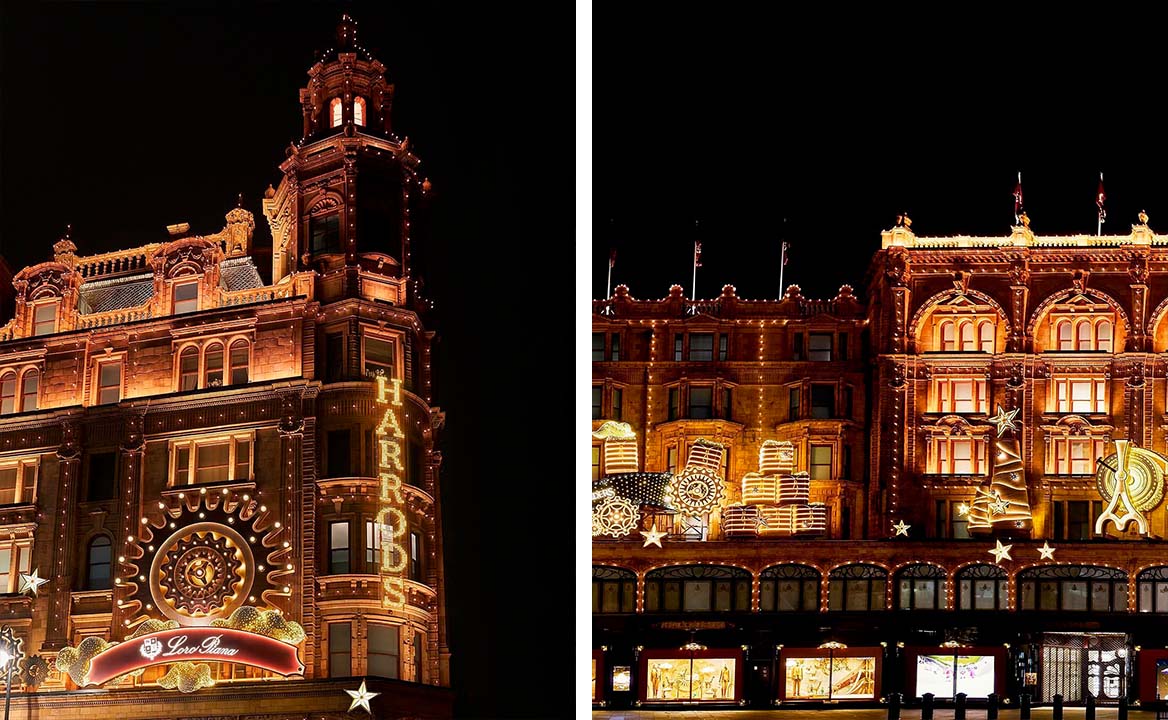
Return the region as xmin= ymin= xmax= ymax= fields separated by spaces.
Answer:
xmin=592 ymin=216 xmax=1168 ymax=711
xmin=0 ymin=15 xmax=451 ymax=720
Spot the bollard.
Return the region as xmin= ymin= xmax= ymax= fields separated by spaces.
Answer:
xmin=954 ymin=692 xmax=967 ymax=720
xmin=988 ymin=692 xmax=999 ymax=720
xmin=1085 ymin=692 xmax=1096 ymax=720
xmin=1053 ymin=694 xmax=1064 ymax=720
xmin=1118 ymin=696 xmax=1128 ymax=720
xmin=1020 ymin=692 xmax=1031 ymax=720
xmin=887 ymin=691 xmax=902 ymax=720
xmin=921 ymin=692 xmax=935 ymax=720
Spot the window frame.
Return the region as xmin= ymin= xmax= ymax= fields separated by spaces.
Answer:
xmin=168 ymin=431 xmax=256 ymax=487
xmin=1053 ymin=376 xmax=1107 ymax=414
xmin=807 ymin=332 xmax=833 ymax=361
xmin=328 ymin=520 xmax=352 ymax=574
xmin=932 ymin=376 xmax=989 ymax=414
xmin=929 ymin=436 xmax=990 ymax=475
xmin=895 ymin=564 xmax=948 ymax=610
xmin=31 ymin=300 xmax=58 ymax=336
xmin=0 ymin=535 xmax=33 ymax=594
xmin=827 ymin=564 xmax=888 ymax=612
xmin=0 ymin=458 xmax=38 ymax=506
xmin=330 ymin=97 xmax=343 ymax=127
xmin=94 ymin=357 xmax=124 ymax=405
xmin=353 ymin=96 xmax=367 ymax=126
xmin=367 ymin=623 xmax=401 ymax=679
xmin=361 ymin=330 xmax=401 ymax=381
xmin=173 ymin=280 xmax=199 ymax=314
xmin=85 ymin=534 xmax=113 ymax=590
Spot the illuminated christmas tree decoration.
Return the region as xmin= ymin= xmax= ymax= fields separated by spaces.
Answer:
xmin=968 ymin=406 xmax=1033 ymax=534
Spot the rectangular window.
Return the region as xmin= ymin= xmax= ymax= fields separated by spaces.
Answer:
xmin=810 ymin=445 xmax=832 ymax=480
xmin=171 ymin=434 xmax=254 ymax=486
xmin=721 ymin=388 xmax=732 ymax=421
xmin=327 ymin=430 xmax=352 ymax=478
xmin=688 ymin=386 xmax=713 ymax=419
xmin=365 ymin=520 xmax=382 ymax=567
xmin=329 ymin=521 xmax=350 ymax=574
xmin=310 ymin=213 xmax=341 ymax=254
xmin=173 ymin=281 xmax=199 ymax=314
xmin=592 ymin=333 xmax=605 ymax=362
xmin=718 ymin=333 xmax=728 ymax=361
xmin=841 ymin=445 xmax=851 ymax=480
xmin=951 ymin=501 xmax=971 ymax=539
xmin=0 ymin=542 xmax=32 ymax=594
xmin=1049 ymin=437 xmax=1106 ymax=475
xmin=689 ymin=333 xmax=714 ymax=361
xmin=792 ymin=333 xmax=804 ymax=361
xmin=97 ymin=361 xmax=123 ymax=405
xmin=367 ymin=624 xmax=400 ymax=679
xmin=788 ymin=387 xmax=800 ymax=421
xmin=33 ymin=303 xmax=57 ymax=336
xmin=1066 ymin=500 xmax=1090 ymax=541
xmin=364 ymin=335 xmax=395 ymax=379
xmin=838 ymin=333 xmax=848 ymax=361
xmin=673 ymin=335 xmax=683 ymax=361
xmin=612 ymin=389 xmax=623 ymax=421
xmin=610 ymin=333 xmax=621 ymax=361
xmin=86 ymin=452 xmax=117 ymax=502
xmin=326 ymin=333 xmax=345 ymax=382
xmin=410 ymin=531 xmax=421 ymax=581
xmin=328 ymin=622 xmax=352 ymax=677
xmin=930 ymin=438 xmax=989 ymax=475
xmin=179 ymin=349 xmax=199 ymax=391
xmin=592 ymin=386 xmax=603 ymax=420
xmin=668 ymin=388 xmax=679 ymax=421
xmin=808 ymin=333 xmax=832 ymax=361
xmin=666 ymin=446 xmax=678 ymax=474
xmin=811 ymin=384 xmax=835 ymax=419
xmin=0 ymin=467 xmax=18 ymax=505
xmin=933 ymin=377 xmax=988 ymax=414
xmin=414 ymin=630 xmax=424 ymax=683
xmin=843 ymin=386 xmax=854 ymax=420
xmin=1054 ymin=378 xmax=1107 ymax=413
xmin=229 ymin=342 xmax=249 ymax=385
xmin=195 ymin=443 xmax=230 ymax=484
xmin=591 ymin=446 xmax=601 ymax=481
xmin=0 ymin=376 xmax=13 ymax=415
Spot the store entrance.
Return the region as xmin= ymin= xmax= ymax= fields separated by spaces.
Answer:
xmin=1041 ymin=633 xmax=1127 ymax=705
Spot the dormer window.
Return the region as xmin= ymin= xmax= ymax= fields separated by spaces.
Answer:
xmin=331 ymin=98 xmax=343 ymax=128
xmin=32 ymin=302 xmax=57 ymax=336
xmin=354 ymin=96 xmax=366 ymax=126
xmin=174 ymin=281 xmax=199 ymax=314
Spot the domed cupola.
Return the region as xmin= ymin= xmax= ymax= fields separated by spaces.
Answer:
xmin=299 ymin=14 xmax=394 ymax=139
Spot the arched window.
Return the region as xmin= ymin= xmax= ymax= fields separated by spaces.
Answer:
xmin=644 ymin=565 xmax=751 ymax=612
xmin=958 ymin=321 xmax=975 ymax=351
xmin=895 ymin=564 xmax=947 ymax=610
xmin=940 ymin=321 xmax=956 ymax=351
xmin=0 ymin=373 xmax=15 ymax=415
xmin=978 ymin=321 xmax=994 ymax=353
xmin=330 ymin=98 xmax=343 ymax=128
xmin=20 ymin=370 xmax=38 ymax=412
xmin=1097 ymin=319 xmax=1113 ymax=352
xmin=1076 ymin=320 xmax=1093 ymax=351
xmin=354 ymin=96 xmax=366 ymax=126
xmin=592 ymin=566 xmax=636 ymax=614
xmin=1018 ymin=565 xmax=1127 ymax=612
xmin=956 ymin=564 xmax=1009 ymax=610
xmin=1057 ymin=320 xmax=1073 ymax=351
xmin=179 ymin=347 xmax=199 ymax=392
xmin=760 ymin=564 xmax=820 ymax=611
xmin=229 ymin=340 xmax=249 ymax=385
xmin=87 ymin=535 xmax=112 ymax=590
xmin=1138 ymin=567 xmax=1168 ymax=613
xmin=828 ymin=564 xmax=887 ymax=611
xmin=204 ymin=343 xmax=224 ymax=387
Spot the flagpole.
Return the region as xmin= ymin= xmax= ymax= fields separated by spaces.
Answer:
xmin=1097 ymin=172 xmax=1103 ymax=237
xmin=779 ymin=242 xmax=787 ymax=296
xmin=691 ymin=239 xmax=698 ymax=305
xmin=605 ymin=254 xmax=613 ymax=300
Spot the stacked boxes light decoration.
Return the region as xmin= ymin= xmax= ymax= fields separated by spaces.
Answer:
xmin=727 ymin=440 xmax=826 ymax=538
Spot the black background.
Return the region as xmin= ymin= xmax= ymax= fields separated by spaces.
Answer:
xmin=0 ymin=2 xmax=570 ymax=717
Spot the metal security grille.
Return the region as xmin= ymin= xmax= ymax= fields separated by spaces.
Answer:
xmin=1041 ymin=633 xmax=1127 ymax=705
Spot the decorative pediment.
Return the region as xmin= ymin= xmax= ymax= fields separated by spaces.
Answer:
xmin=307 ymin=193 xmax=343 ymax=216
xmin=1040 ymin=415 xmax=1112 ymax=437
xmin=154 ymin=237 xmax=222 ymax=279
xmin=13 ymin=261 xmax=78 ymax=300
xmin=922 ymin=415 xmax=992 ymax=437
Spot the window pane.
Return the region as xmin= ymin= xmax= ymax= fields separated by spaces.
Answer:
xmin=684 ymin=580 xmax=712 ymax=611
xmin=180 ymin=348 xmax=199 ymax=391
xmin=230 ymin=342 xmax=249 ymax=384
xmin=0 ymin=469 xmax=17 ymax=505
xmin=365 ymin=337 xmax=394 ymax=378
xmin=1063 ymin=581 xmax=1088 ymax=611
xmin=846 ymin=580 xmax=868 ymax=611
xmin=592 ymin=333 xmax=605 ymax=362
xmin=689 ymin=334 xmax=714 ymax=361
xmin=592 ymin=386 xmax=603 ymax=420
xmin=810 ymin=445 xmax=832 ymax=480
xmin=808 ymin=333 xmax=832 ymax=361
xmin=195 ymin=443 xmax=230 ymax=484
xmin=20 ymin=371 xmax=38 ymax=412
xmin=688 ymin=387 xmax=713 ymax=419
xmin=234 ymin=438 xmax=251 ymax=481
xmin=33 ymin=303 xmax=57 ymax=335
xmin=0 ymin=376 xmax=14 ymax=415
xmin=174 ymin=282 xmax=198 ymax=314
xmin=311 ymin=214 xmax=341 ymax=254
xmin=811 ymin=385 xmax=834 ymax=418
xmin=328 ymin=622 xmax=352 ymax=677
xmin=98 ymin=363 xmax=122 ymax=404
xmin=329 ymin=522 xmax=350 ymax=574
xmin=204 ymin=345 xmax=224 ymax=386
xmin=354 ymin=97 xmax=366 ymax=126
xmin=368 ymin=624 xmax=400 ymax=679
xmin=88 ymin=536 xmax=112 ymax=590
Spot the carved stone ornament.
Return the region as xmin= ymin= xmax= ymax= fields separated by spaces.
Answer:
xmin=57 ymin=421 xmax=81 ymax=460
xmin=1071 ymin=269 xmax=1090 ymax=294
xmin=1129 ymin=253 xmax=1150 ymax=284
xmin=884 ymin=248 xmax=911 ymax=286
xmin=307 ymin=194 xmax=342 ymax=215
xmin=122 ymin=412 xmax=147 ymax=452
xmin=952 ymin=270 xmax=971 ymax=296
xmin=1006 ymin=362 xmax=1025 ymax=389
xmin=1009 ymin=258 xmax=1031 ymax=286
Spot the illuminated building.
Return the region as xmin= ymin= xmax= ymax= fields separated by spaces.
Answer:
xmin=592 ymin=216 xmax=1168 ymax=710
xmin=0 ymin=15 xmax=450 ymax=719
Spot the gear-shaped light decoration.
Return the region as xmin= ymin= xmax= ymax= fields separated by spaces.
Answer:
xmin=118 ymin=488 xmax=293 ymax=632
xmin=670 ymin=469 xmax=724 ymax=515
xmin=592 ymin=496 xmax=638 ymax=538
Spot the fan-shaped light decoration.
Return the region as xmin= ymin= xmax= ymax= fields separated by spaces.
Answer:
xmin=592 ymin=496 xmax=639 ymax=538
xmin=1095 ymin=439 xmax=1168 ymax=535
xmin=777 ymin=472 xmax=810 ymax=507
xmin=741 ymin=471 xmax=776 ymax=505
xmin=592 ymin=421 xmax=639 ymax=474
xmin=722 ymin=505 xmax=763 ymax=538
xmin=759 ymin=440 xmax=795 ymax=476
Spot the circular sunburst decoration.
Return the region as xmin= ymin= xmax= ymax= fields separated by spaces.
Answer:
xmin=671 ymin=468 xmax=723 ymax=515
xmin=592 ymin=496 xmax=638 ymax=538
xmin=1096 ymin=446 xmax=1167 ymax=512
xmin=118 ymin=489 xmax=292 ymax=632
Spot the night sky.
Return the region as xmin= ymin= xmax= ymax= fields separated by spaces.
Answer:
xmin=0 ymin=3 xmax=568 ymax=717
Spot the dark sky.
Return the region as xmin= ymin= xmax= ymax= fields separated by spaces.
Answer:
xmin=593 ymin=16 xmax=1168 ymax=304
xmin=0 ymin=3 xmax=569 ymax=718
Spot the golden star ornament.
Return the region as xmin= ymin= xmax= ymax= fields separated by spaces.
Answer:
xmin=892 ymin=520 xmax=910 ymax=537
xmin=345 ymin=679 xmax=380 ymax=714
xmin=987 ymin=405 xmax=1020 ymax=436
xmin=640 ymin=526 xmax=667 ymax=548
xmin=988 ymin=539 xmax=1013 ymax=564
xmin=1037 ymin=541 xmax=1056 ymax=560
xmin=18 ymin=568 xmax=48 ymax=596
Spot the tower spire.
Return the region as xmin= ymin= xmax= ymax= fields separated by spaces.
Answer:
xmin=336 ymin=13 xmax=357 ymax=49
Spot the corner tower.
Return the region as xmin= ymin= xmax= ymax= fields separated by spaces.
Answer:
xmin=264 ymin=13 xmax=425 ymax=305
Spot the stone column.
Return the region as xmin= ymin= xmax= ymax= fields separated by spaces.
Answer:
xmin=43 ymin=420 xmax=81 ymax=650
xmin=110 ymin=411 xmax=146 ymax=635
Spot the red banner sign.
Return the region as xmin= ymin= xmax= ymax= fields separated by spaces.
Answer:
xmin=88 ymin=627 xmax=304 ymax=686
